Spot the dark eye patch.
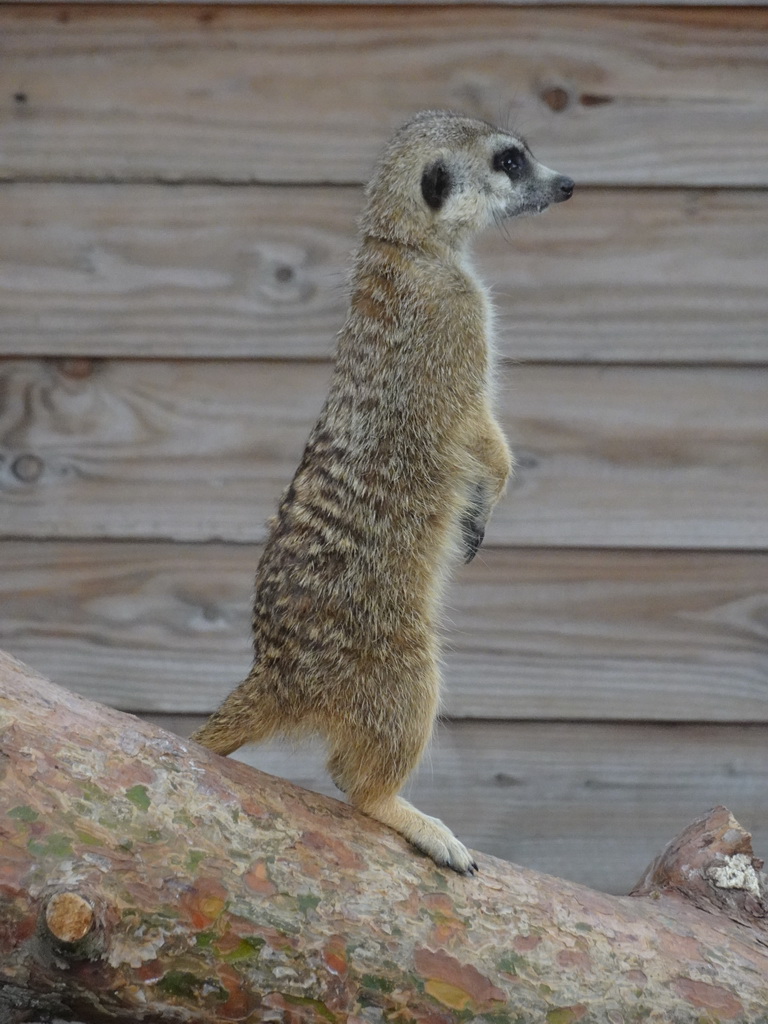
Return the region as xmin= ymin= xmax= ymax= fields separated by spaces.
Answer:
xmin=493 ymin=146 xmax=527 ymax=179
xmin=421 ymin=159 xmax=452 ymax=210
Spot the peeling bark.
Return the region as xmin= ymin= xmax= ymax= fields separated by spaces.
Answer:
xmin=1 ymin=649 xmax=767 ymax=1024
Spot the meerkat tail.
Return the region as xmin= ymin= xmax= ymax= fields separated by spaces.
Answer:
xmin=190 ymin=711 xmax=251 ymax=756
xmin=190 ymin=687 xmax=280 ymax=757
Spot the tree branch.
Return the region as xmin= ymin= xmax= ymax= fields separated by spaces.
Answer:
xmin=1 ymin=649 xmax=766 ymax=1023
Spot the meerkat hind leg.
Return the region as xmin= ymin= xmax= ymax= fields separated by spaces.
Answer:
xmin=327 ymin=739 xmax=478 ymax=875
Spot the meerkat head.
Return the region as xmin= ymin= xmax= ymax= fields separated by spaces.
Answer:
xmin=362 ymin=110 xmax=574 ymax=250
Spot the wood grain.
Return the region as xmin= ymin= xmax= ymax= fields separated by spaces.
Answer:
xmin=2 ymin=359 xmax=767 ymax=548
xmin=2 ymin=6 xmax=768 ymax=185
xmin=31 ymin=0 xmax=763 ymax=6
xmin=3 ymin=542 xmax=767 ymax=721
xmin=145 ymin=716 xmax=768 ymax=894
xmin=1 ymin=183 xmax=766 ymax=363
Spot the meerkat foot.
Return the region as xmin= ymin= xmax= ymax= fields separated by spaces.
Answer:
xmin=357 ymin=794 xmax=478 ymax=875
xmin=409 ymin=811 xmax=479 ymax=875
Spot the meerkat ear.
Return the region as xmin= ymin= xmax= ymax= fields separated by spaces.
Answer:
xmin=421 ymin=159 xmax=452 ymax=211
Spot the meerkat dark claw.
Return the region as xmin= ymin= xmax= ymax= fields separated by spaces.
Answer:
xmin=461 ymin=516 xmax=485 ymax=563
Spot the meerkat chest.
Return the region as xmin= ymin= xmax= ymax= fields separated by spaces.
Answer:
xmin=450 ymin=257 xmax=498 ymax=385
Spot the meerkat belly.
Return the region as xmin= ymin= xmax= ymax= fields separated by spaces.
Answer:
xmin=251 ymin=418 xmax=463 ymax=695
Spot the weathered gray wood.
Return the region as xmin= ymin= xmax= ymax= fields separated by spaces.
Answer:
xmin=24 ymin=0 xmax=762 ymax=6
xmin=145 ymin=715 xmax=768 ymax=895
xmin=2 ymin=6 xmax=768 ymax=185
xmin=3 ymin=542 xmax=767 ymax=722
xmin=2 ymin=359 xmax=767 ymax=547
xmin=2 ymin=183 xmax=766 ymax=363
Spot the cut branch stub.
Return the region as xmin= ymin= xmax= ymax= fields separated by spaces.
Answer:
xmin=44 ymin=892 xmax=95 ymax=945
xmin=631 ymin=805 xmax=768 ymax=929
xmin=38 ymin=890 xmax=107 ymax=973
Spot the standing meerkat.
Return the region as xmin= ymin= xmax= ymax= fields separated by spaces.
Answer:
xmin=192 ymin=111 xmax=574 ymax=874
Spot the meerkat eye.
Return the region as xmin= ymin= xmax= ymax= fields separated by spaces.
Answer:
xmin=493 ymin=147 xmax=527 ymax=178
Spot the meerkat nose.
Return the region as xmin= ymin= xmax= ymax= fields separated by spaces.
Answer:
xmin=555 ymin=176 xmax=575 ymax=202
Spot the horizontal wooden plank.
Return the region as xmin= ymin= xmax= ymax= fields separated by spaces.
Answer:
xmin=4 ymin=543 xmax=767 ymax=721
xmin=2 ymin=183 xmax=767 ymax=363
xmin=2 ymin=360 xmax=767 ymax=548
xmin=2 ymin=7 xmax=768 ymax=185
xmin=24 ymin=0 xmax=763 ymax=6
xmin=145 ymin=717 xmax=768 ymax=893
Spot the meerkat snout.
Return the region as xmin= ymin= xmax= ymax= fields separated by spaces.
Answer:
xmin=555 ymin=175 xmax=575 ymax=202
xmin=490 ymin=140 xmax=575 ymax=219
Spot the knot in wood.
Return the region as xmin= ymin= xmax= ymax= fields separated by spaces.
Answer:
xmin=11 ymin=454 xmax=44 ymax=484
xmin=44 ymin=891 xmax=94 ymax=944
xmin=540 ymin=86 xmax=570 ymax=112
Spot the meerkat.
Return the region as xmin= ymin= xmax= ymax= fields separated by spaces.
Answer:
xmin=192 ymin=110 xmax=574 ymax=874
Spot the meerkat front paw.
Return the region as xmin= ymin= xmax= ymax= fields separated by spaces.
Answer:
xmin=460 ymin=483 xmax=489 ymax=564
xmin=408 ymin=812 xmax=479 ymax=875
xmin=460 ymin=511 xmax=485 ymax=564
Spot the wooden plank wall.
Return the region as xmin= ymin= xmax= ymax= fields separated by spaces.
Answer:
xmin=1 ymin=3 xmax=767 ymax=894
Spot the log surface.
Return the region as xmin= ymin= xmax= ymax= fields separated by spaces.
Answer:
xmin=1 ymin=650 xmax=768 ymax=1024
